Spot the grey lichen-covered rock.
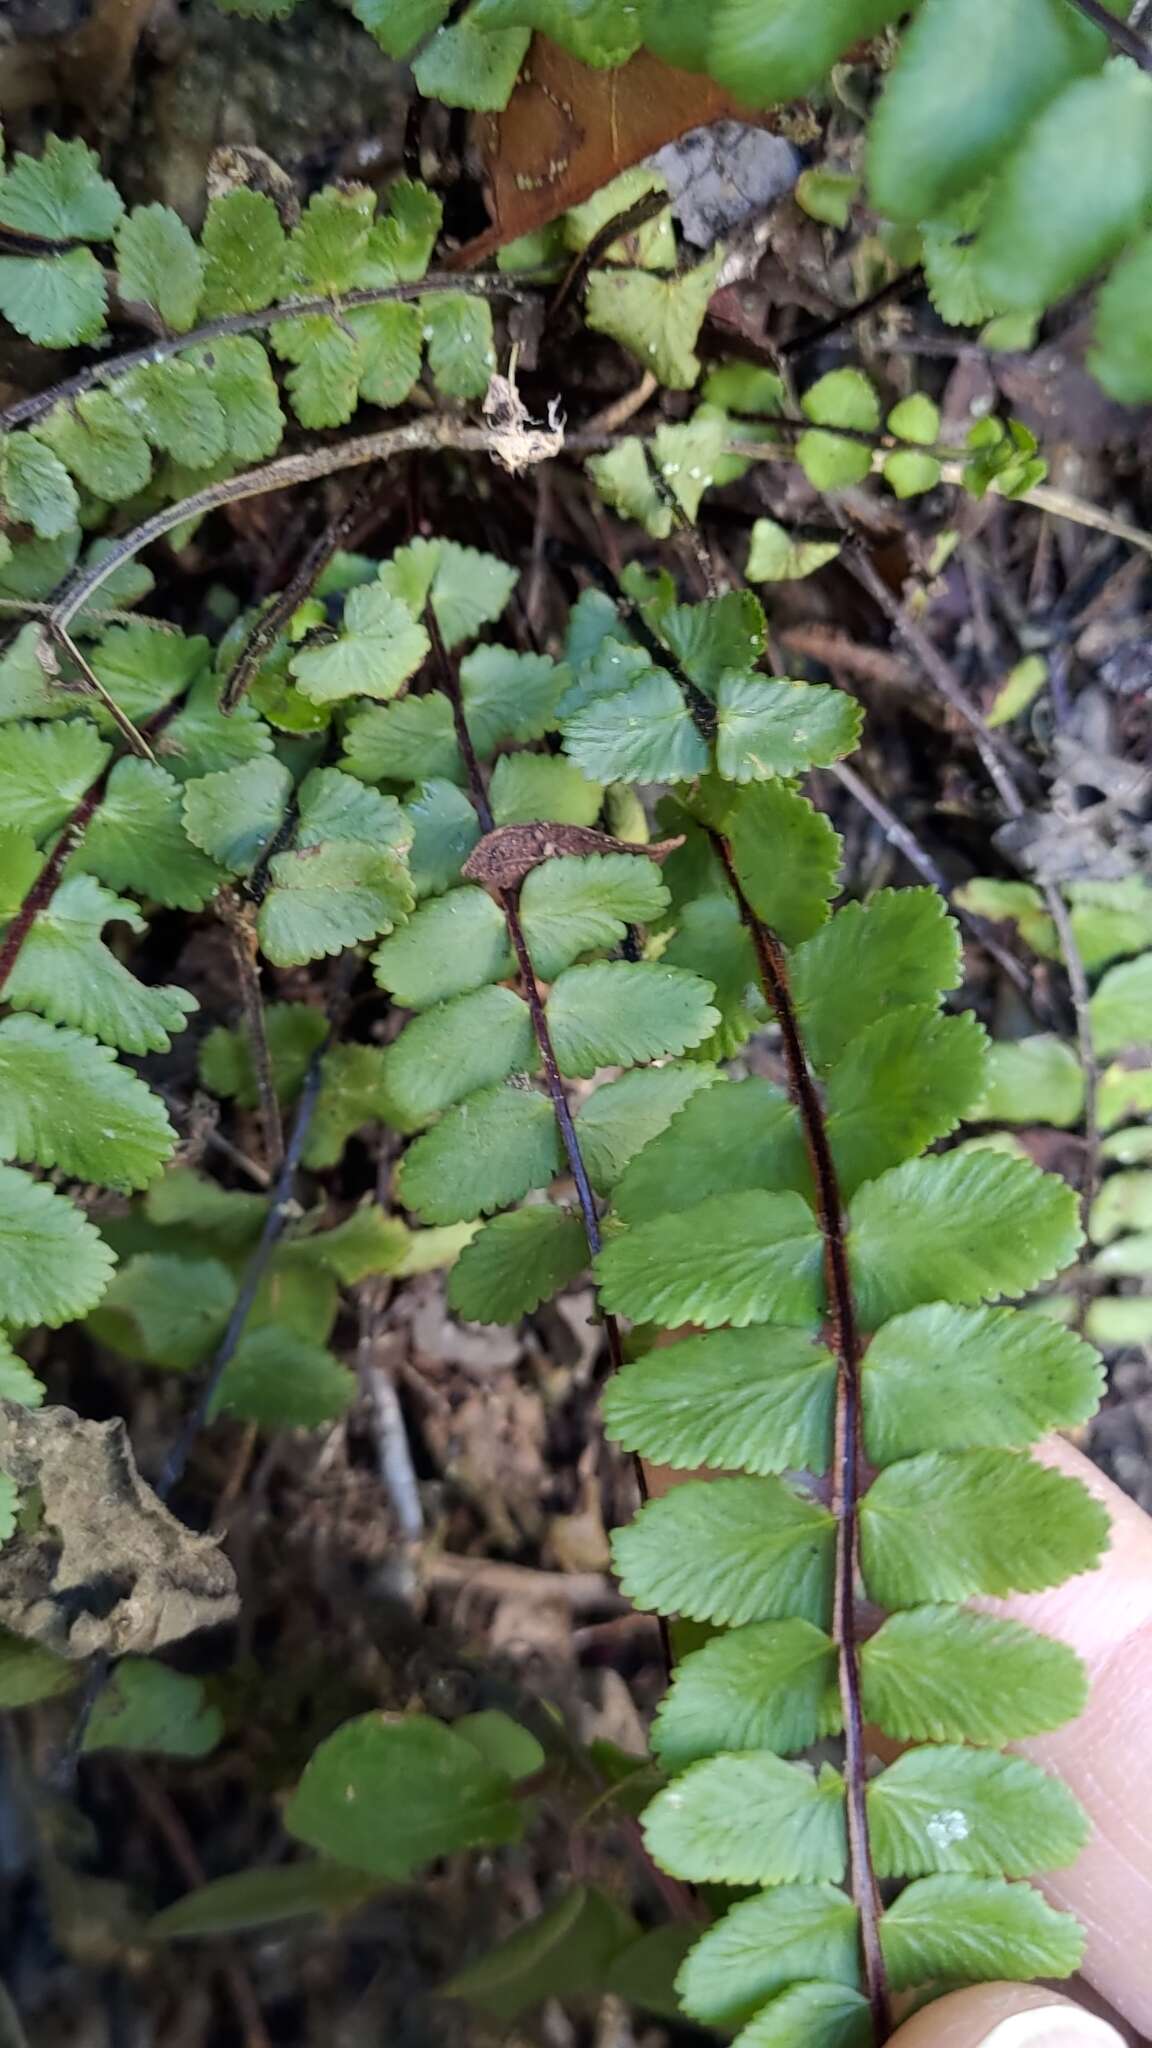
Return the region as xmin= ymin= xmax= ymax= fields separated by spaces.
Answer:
xmin=0 ymin=1400 xmax=237 ymax=1659
xmin=650 ymin=122 xmax=799 ymax=247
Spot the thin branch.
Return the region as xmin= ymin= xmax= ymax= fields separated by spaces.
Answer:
xmin=157 ymin=1045 xmax=325 ymax=1500
xmin=1064 ymin=0 xmax=1152 ymax=68
xmin=710 ymin=831 xmax=891 ymax=2042
xmin=549 ymin=187 xmax=671 ymax=324
xmin=217 ymin=889 xmax=284 ymax=1175
xmin=220 ymin=475 xmax=383 ymax=713
xmin=778 ymin=266 xmax=926 ymax=359
xmin=0 ymin=274 xmax=531 ymax=433
xmin=581 ymin=370 xmax=658 ymax=436
xmin=1007 ymin=476 xmax=1152 ymax=559
xmin=41 ymin=618 xmax=155 ymax=760
xmin=49 ymin=418 xmax=574 ymax=634
xmin=729 ymin=433 xmax=1152 ymax=559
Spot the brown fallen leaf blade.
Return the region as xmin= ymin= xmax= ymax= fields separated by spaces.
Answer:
xmin=462 ymin=822 xmax=684 ymax=893
xmin=0 ymin=1400 xmax=238 ymax=1658
xmin=453 ymin=37 xmax=782 ymax=266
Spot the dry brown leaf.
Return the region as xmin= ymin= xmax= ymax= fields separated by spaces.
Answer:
xmin=0 ymin=1399 xmax=238 ymax=1658
xmin=453 ymin=37 xmax=780 ymax=266
xmin=463 ymin=822 xmax=683 ymax=893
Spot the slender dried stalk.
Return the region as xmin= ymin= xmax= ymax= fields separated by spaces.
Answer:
xmin=48 ymin=417 xmax=584 ymax=635
xmin=220 ymin=476 xmax=383 ymax=713
xmin=157 ymin=1046 xmax=325 ymax=1501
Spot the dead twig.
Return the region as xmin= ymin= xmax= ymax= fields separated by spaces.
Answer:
xmin=581 ymin=371 xmax=658 ymax=436
xmin=157 ymin=1046 xmax=326 ymax=1501
xmin=1065 ymin=0 xmax=1152 ymax=69
xmin=217 ymin=890 xmax=284 ymax=1175
xmin=49 ymin=416 xmax=576 ymax=635
xmin=422 ymin=1552 xmax=624 ymax=1610
xmin=220 ymin=476 xmax=383 ymax=713
xmin=40 ymin=619 xmax=155 ymax=760
xmin=778 ymin=622 xmax=914 ymax=692
xmin=842 ymin=547 xmax=1038 ymax=813
xmin=779 ymin=266 xmax=926 ymax=359
xmin=549 ymin=187 xmax=670 ymax=325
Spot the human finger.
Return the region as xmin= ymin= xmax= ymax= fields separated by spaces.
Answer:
xmin=644 ymin=1439 xmax=1152 ymax=2031
xmin=886 ymin=1982 xmax=1129 ymax=2048
xmin=981 ymin=1438 xmax=1152 ymax=2035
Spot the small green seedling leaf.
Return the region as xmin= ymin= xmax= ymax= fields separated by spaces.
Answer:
xmin=585 ymin=253 xmax=723 ymax=388
xmin=746 ymin=518 xmax=840 ymax=582
xmin=83 ymin=1659 xmax=221 ymax=1757
xmin=285 ymin=1713 xmax=524 ymax=1877
xmin=446 ymin=1883 xmax=637 ymax=2021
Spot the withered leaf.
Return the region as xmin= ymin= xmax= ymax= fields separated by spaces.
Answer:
xmin=0 ymin=1400 xmax=237 ymax=1659
xmin=454 ymin=38 xmax=775 ymax=266
xmin=462 ymin=821 xmax=683 ymax=892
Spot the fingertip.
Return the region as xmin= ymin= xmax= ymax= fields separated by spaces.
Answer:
xmin=888 ymin=1985 xmax=1129 ymax=2048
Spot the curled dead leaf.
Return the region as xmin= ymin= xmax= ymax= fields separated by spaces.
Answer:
xmin=463 ymin=822 xmax=683 ymax=893
xmin=482 ymin=373 xmax=565 ymax=474
xmin=0 ymin=1400 xmax=237 ymax=1659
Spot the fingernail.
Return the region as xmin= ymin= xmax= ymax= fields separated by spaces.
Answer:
xmin=981 ymin=2009 xmax=1127 ymax=2048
